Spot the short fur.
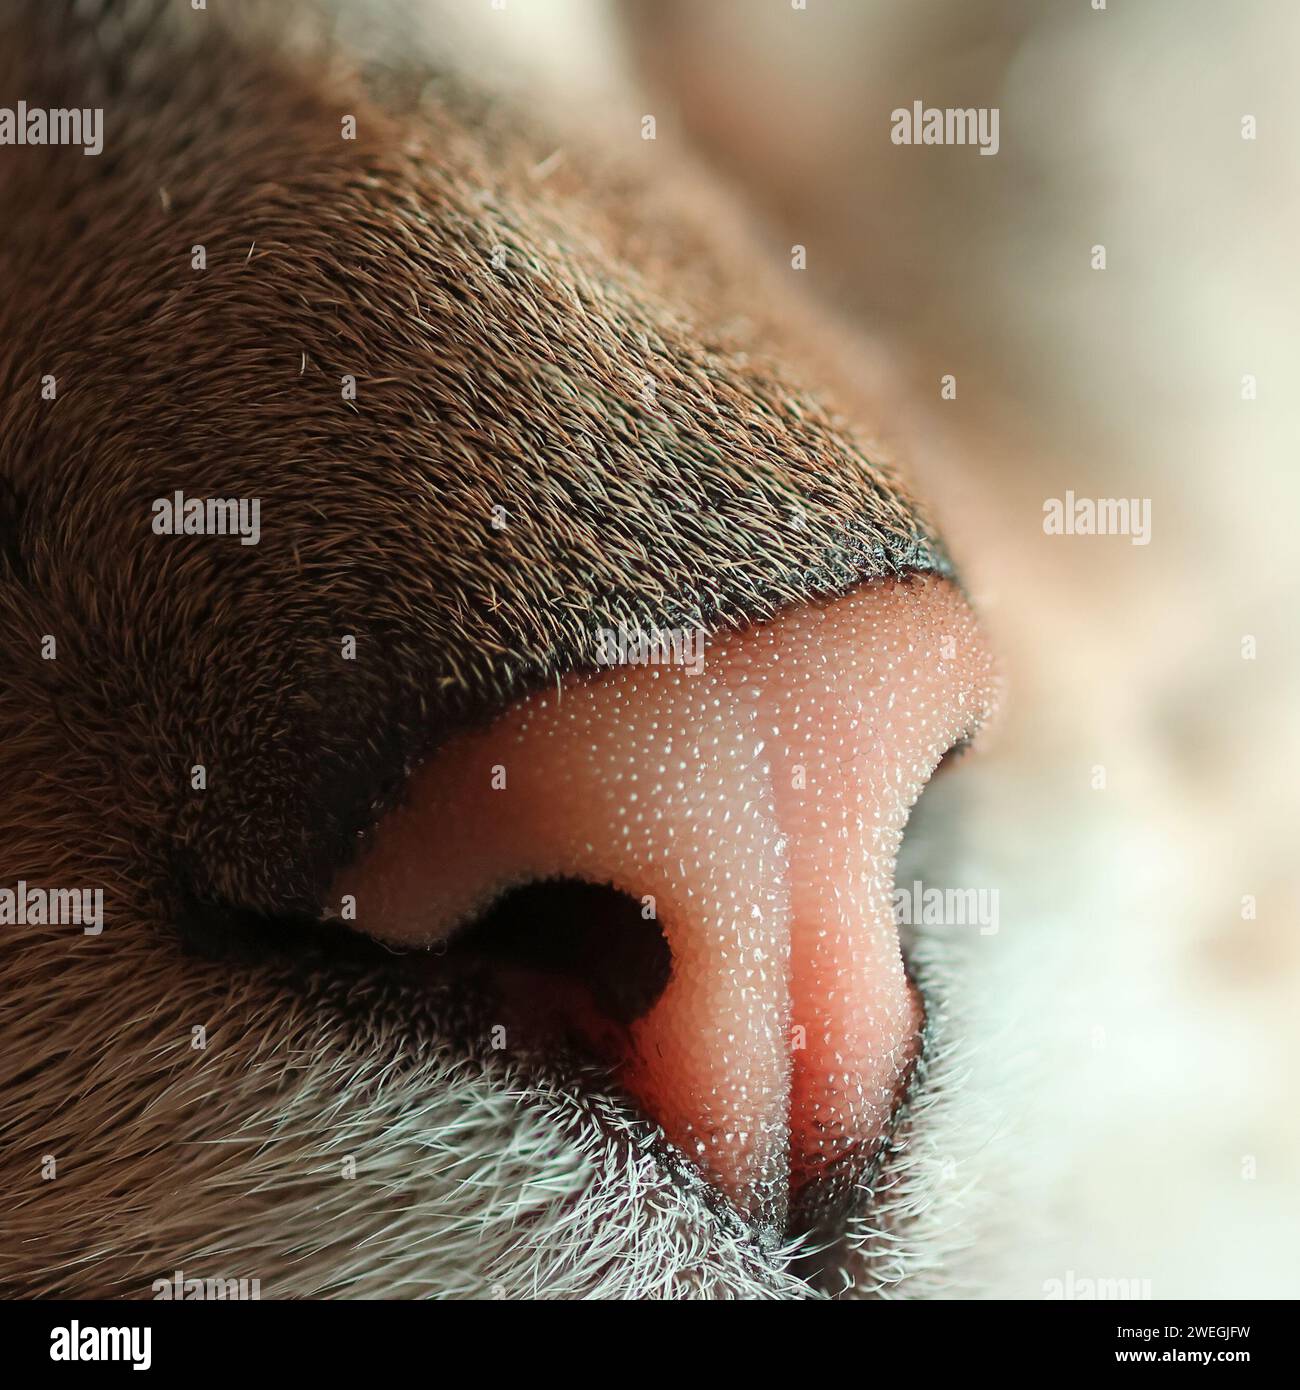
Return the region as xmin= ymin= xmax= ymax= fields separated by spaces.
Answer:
xmin=1 ymin=0 xmax=963 ymax=1298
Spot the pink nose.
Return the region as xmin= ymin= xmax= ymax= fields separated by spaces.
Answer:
xmin=336 ymin=575 xmax=997 ymax=1225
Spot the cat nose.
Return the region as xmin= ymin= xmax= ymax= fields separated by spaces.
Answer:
xmin=336 ymin=574 xmax=996 ymax=1231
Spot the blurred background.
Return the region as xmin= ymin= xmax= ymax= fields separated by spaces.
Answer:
xmin=434 ymin=0 xmax=1300 ymax=1294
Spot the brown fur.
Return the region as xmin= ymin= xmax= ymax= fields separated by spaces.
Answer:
xmin=0 ymin=0 xmax=951 ymax=1297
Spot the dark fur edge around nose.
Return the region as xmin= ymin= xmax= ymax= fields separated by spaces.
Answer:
xmin=0 ymin=0 xmax=954 ymax=935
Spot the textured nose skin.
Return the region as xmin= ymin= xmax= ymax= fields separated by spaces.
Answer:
xmin=336 ymin=575 xmax=997 ymax=1224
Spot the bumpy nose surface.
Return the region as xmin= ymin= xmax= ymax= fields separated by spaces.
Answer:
xmin=336 ymin=576 xmax=996 ymax=1224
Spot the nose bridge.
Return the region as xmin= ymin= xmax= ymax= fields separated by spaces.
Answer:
xmin=337 ymin=575 xmax=997 ymax=1225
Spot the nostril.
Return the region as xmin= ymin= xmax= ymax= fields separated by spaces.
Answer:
xmin=447 ymin=878 xmax=672 ymax=1033
xmin=336 ymin=575 xmax=997 ymax=1229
